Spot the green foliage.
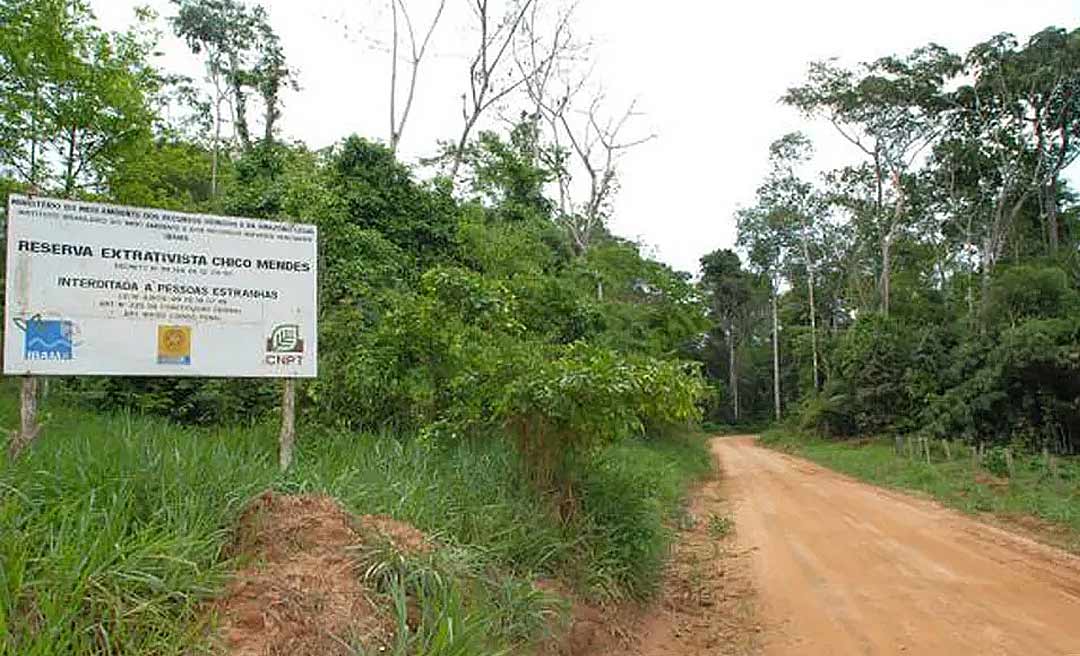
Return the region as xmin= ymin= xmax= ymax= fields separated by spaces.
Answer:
xmin=926 ymin=316 xmax=1080 ymax=451
xmin=328 ymin=136 xmax=459 ymax=264
xmin=498 ymin=343 xmax=705 ymax=496
xmin=818 ymin=314 xmax=913 ymax=434
xmin=0 ymin=402 xmax=277 ymax=655
xmin=985 ymin=264 xmax=1078 ymax=328
xmin=0 ymin=0 xmax=159 ymax=192
xmin=0 ymin=392 xmax=711 ymax=654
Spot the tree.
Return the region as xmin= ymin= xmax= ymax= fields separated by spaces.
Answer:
xmin=447 ymin=0 xmax=537 ymax=183
xmin=550 ymin=93 xmax=655 ymax=255
xmin=170 ymin=0 xmax=295 ymax=193
xmin=784 ymin=45 xmax=960 ymax=315
xmin=758 ymin=132 xmax=826 ymax=391
xmin=936 ymin=27 xmax=1080 ymax=292
xmin=388 ymin=0 xmax=447 ymax=153
xmin=700 ymin=249 xmax=755 ymax=422
xmin=0 ymin=0 xmax=158 ymax=193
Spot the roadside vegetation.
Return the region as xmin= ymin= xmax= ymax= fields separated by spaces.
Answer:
xmin=760 ymin=430 xmax=1080 ymax=552
xmin=0 ymin=389 xmax=710 ymax=654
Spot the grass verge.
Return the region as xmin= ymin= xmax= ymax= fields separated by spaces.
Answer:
xmin=760 ymin=429 xmax=1080 ymax=553
xmin=0 ymin=391 xmax=710 ymax=655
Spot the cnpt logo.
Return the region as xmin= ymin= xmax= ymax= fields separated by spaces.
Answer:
xmin=15 ymin=316 xmax=77 ymax=361
xmin=266 ymin=324 xmax=304 ymax=366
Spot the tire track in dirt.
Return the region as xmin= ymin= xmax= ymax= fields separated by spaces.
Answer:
xmin=715 ymin=436 xmax=1080 ymax=656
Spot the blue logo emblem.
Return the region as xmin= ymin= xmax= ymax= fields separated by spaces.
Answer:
xmin=18 ymin=317 xmax=75 ymax=360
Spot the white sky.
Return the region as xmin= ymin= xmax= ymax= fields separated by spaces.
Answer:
xmin=91 ymin=0 xmax=1079 ymax=275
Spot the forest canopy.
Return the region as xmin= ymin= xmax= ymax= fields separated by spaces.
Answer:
xmin=700 ymin=26 xmax=1080 ymax=454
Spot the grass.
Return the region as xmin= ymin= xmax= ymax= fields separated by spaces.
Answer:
xmin=760 ymin=429 xmax=1080 ymax=552
xmin=0 ymin=388 xmax=711 ymax=655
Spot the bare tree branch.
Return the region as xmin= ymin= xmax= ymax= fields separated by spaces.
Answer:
xmin=389 ymin=0 xmax=447 ymax=153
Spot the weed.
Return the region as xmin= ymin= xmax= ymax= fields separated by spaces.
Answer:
xmin=707 ymin=513 xmax=735 ymax=539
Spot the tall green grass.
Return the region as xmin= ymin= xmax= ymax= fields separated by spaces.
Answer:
xmin=760 ymin=430 xmax=1080 ymax=552
xmin=0 ymin=393 xmax=711 ymax=655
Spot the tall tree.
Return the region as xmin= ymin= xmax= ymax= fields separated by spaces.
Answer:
xmin=939 ymin=28 xmax=1080 ymax=286
xmin=758 ymin=132 xmax=826 ymax=391
xmin=700 ymin=249 xmax=755 ymax=422
xmin=784 ymin=45 xmax=959 ymax=315
xmin=170 ymin=0 xmax=294 ymax=192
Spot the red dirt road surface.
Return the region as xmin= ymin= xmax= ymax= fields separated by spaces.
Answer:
xmin=714 ymin=436 xmax=1080 ymax=656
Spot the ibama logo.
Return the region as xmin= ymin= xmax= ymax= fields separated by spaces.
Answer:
xmin=14 ymin=316 xmax=77 ymax=361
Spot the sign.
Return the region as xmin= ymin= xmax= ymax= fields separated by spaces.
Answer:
xmin=3 ymin=195 xmax=317 ymax=378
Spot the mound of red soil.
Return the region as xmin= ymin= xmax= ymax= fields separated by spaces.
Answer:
xmin=356 ymin=514 xmax=433 ymax=555
xmin=212 ymin=492 xmax=398 ymax=656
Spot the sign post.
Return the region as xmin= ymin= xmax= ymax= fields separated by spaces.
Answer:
xmin=3 ymin=195 xmax=318 ymax=463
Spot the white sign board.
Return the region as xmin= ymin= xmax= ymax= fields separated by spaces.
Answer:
xmin=3 ymin=195 xmax=317 ymax=378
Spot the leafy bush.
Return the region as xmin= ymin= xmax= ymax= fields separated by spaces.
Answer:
xmin=497 ymin=343 xmax=705 ymax=502
xmin=796 ymin=314 xmax=916 ymax=437
xmin=797 ymin=392 xmax=858 ymax=437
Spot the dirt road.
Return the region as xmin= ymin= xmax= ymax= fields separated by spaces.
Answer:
xmin=715 ymin=436 xmax=1080 ymax=656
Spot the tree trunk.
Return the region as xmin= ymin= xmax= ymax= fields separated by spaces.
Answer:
xmin=229 ymin=53 xmax=251 ymax=152
xmin=211 ymin=92 xmax=222 ymax=197
xmin=802 ymin=237 xmax=820 ymax=392
xmin=1045 ymin=178 xmax=1059 ymax=255
xmin=880 ymin=234 xmax=892 ymax=317
xmin=807 ymin=274 xmax=820 ymax=392
xmin=279 ymin=379 xmax=296 ymax=471
xmin=389 ymin=0 xmax=400 ymax=153
xmin=771 ymin=279 xmax=781 ymax=422
xmin=728 ymin=318 xmax=739 ymax=423
xmin=448 ymin=112 xmax=480 ymax=185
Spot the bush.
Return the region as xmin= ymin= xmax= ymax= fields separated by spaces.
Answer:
xmin=497 ymin=343 xmax=705 ymax=502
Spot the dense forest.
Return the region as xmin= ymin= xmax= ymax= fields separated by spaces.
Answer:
xmin=700 ymin=28 xmax=1080 ymax=455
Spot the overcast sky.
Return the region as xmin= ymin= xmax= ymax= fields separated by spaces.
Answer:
xmin=91 ymin=0 xmax=1079 ymax=275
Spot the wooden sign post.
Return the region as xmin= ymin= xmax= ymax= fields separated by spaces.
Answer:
xmin=279 ymin=379 xmax=296 ymax=471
